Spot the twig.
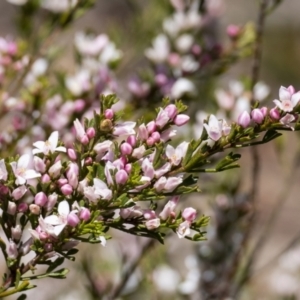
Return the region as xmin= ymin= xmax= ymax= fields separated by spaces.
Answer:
xmin=108 ymin=238 xmax=156 ymax=300
xmin=230 ymin=0 xmax=270 ymax=296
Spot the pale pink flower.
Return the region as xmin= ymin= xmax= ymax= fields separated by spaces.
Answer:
xmin=113 ymin=122 xmax=136 ymax=136
xmin=84 ymin=178 xmax=112 ymax=202
xmin=120 ymin=205 xmax=143 ymax=219
xmin=203 ymin=115 xmax=223 ymax=141
xmin=33 ymin=131 xmax=66 ymax=155
xmin=166 ymin=142 xmax=189 ymax=166
xmin=145 ymin=218 xmax=161 ymax=230
xmin=159 ymin=196 xmax=179 ymax=220
xmin=145 ymin=34 xmax=170 ymax=63
xmin=177 ymin=220 xmax=191 ymax=238
xmin=280 ymin=113 xmax=295 ymax=130
xmin=10 ymin=154 xmax=41 ymax=185
xmin=48 ymin=160 xmax=62 ymax=178
xmin=273 ymin=86 xmax=300 ymax=112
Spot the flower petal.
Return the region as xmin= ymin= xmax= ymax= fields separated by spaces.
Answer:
xmin=279 ymin=86 xmax=291 ymax=101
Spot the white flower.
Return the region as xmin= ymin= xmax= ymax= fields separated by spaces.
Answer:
xmin=6 ymin=0 xmax=27 ymax=5
xmin=175 ymin=34 xmax=194 ymax=53
xmin=254 ymin=81 xmax=270 ymax=101
xmin=99 ymin=42 xmax=122 ymax=65
xmin=10 ymin=154 xmax=41 ymax=185
xmin=170 ymin=78 xmax=195 ymax=99
xmin=42 ymin=200 xmax=72 ymax=236
xmin=65 ymin=70 xmax=90 ymax=96
xmin=84 ymin=178 xmax=112 ymax=202
xmin=75 ymin=32 xmax=108 ymax=56
xmin=41 ymin=0 xmax=78 ymax=13
xmin=145 ymin=34 xmax=170 ymax=63
xmin=273 ymin=86 xmax=300 ymax=112
xmin=33 ymin=131 xmax=66 ymax=155
xmin=48 ymin=160 xmax=63 ymax=178
xmin=166 ymin=142 xmax=189 ymax=166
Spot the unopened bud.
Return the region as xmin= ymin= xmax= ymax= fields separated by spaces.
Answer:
xmin=100 ymin=119 xmax=113 ymax=132
xmin=104 ymin=109 xmax=114 ymax=119
xmin=115 ymin=169 xmax=128 ymax=185
xmin=67 ymin=148 xmax=77 ymax=161
xmin=29 ymin=204 xmax=41 ymax=215
xmin=35 ymin=192 xmax=48 ymax=207
xmin=182 ymin=207 xmax=197 ymax=222
xmin=127 ymin=135 xmax=136 ymax=147
xmin=237 ymin=111 xmax=251 ymax=128
xmin=174 ymin=114 xmax=190 ymax=126
xmin=61 ymin=184 xmax=73 ymax=196
xmin=79 ymin=207 xmax=91 ymax=221
xmin=251 ymin=108 xmax=264 ymax=124
xmin=67 ymin=212 xmax=80 ymax=227
xmin=120 ymin=142 xmax=132 ymax=155
xmin=86 ymin=127 xmax=96 ymax=139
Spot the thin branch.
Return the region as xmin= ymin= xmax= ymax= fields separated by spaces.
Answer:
xmin=230 ymin=0 xmax=270 ymax=296
xmin=108 ymin=238 xmax=156 ymax=300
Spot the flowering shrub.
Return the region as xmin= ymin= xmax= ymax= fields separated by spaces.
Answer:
xmin=0 ymin=0 xmax=298 ymax=298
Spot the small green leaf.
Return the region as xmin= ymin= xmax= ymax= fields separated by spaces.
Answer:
xmin=46 ymin=257 xmax=65 ymax=273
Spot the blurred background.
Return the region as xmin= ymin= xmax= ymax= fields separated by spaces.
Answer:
xmin=1 ymin=0 xmax=300 ymax=299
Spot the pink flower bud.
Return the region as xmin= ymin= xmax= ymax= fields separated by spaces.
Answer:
xmin=57 ymin=178 xmax=68 ymax=187
xmin=35 ymin=192 xmax=48 ymax=207
xmin=8 ymin=201 xmax=17 ymax=215
xmin=67 ymin=163 xmax=79 ymax=188
xmin=146 ymin=121 xmax=156 ymax=134
xmin=145 ymin=218 xmax=160 ymax=230
xmin=238 ymin=111 xmax=251 ymax=128
xmin=125 ymin=163 xmax=132 ymax=174
xmin=61 ymin=184 xmax=73 ymax=196
xmin=12 ymin=186 xmax=27 ymax=200
xmin=260 ymin=106 xmax=268 ymax=117
xmin=226 ymin=24 xmax=241 ymax=39
xmin=18 ymin=202 xmax=28 ymax=213
xmin=86 ymin=127 xmax=96 ymax=139
xmin=29 ymin=204 xmax=41 ymax=215
xmin=104 ymin=109 xmax=114 ymax=119
xmin=270 ymin=107 xmax=280 ymax=120
xmin=39 ymin=231 xmax=48 ymax=241
xmin=146 ymin=137 xmax=155 ymax=146
xmin=151 ymin=131 xmax=161 ymax=142
xmin=79 ymin=207 xmax=91 ymax=221
xmin=120 ymin=142 xmax=132 ymax=155
xmin=138 ymin=124 xmax=148 ymax=141
xmin=251 ymin=108 xmax=264 ymax=124
xmin=49 ymin=160 xmax=62 ymax=178
xmin=144 ymin=209 xmax=156 ymax=220
xmin=80 ymin=135 xmax=89 ymax=145
xmin=74 ymin=99 xmax=85 ymax=112
xmin=164 ymin=104 xmax=178 ymax=119
xmin=174 ymin=114 xmax=190 ymax=126
xmin=127 ymin=135 xmax=136 ymax=147
xmin=67 ymin=148 xmax=77 ymax=161
xmin=33 ymin=156 xmax=46 ymax=173
xmin=46 ymin=193 xmax=57 ymax=211
xmin=67 ymin=212 xmax=80 ymax=227
xmin=182 ymin=207 xmax=197 ymax=222
xmin=115 ymin=169 xmax=128 ymax=185
xmin=41 ymin=174 xmax=51 ymax=183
